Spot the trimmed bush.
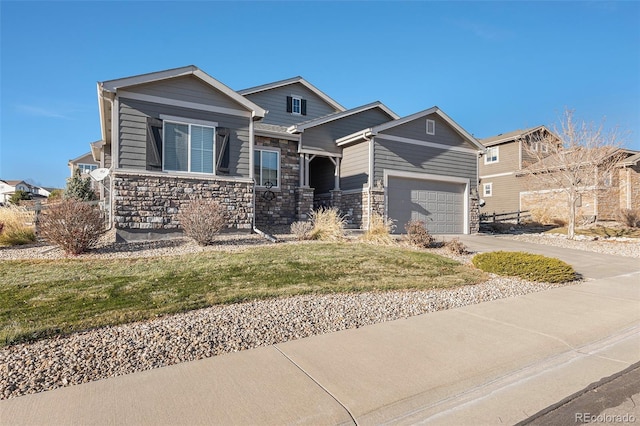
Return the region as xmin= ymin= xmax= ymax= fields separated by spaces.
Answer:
xmin=445 ymin=238 xmax=467 ymax=255
xmin=0 ymin=206 xmax=36 ymax=246
xmin=472 ymin=251 xmax=576 ymax=283
xmin=620 ymin=209 xmax=640 ymax=228
xmin=290 ymin=221 xmax=313 ymax=240
xmin=178 ymin=199 xmax=226 ymax=246
xmin=361 ymin=213 xmax=396 ymax=245
xmin=308 ymin=207 xmax=346 ymax=241
xmin=39 ymin=200 xmax=105 ymax=254
xmin=404 ymin=220 xmax=434 ymax=248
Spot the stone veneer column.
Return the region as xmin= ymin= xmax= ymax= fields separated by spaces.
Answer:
xmin=469 ymin=196 xmax=480 ymax=233
xmin=330 ymin=190 xmax=342 ymax=210
xmin=296 ymin=187 xmax=314 ymax=221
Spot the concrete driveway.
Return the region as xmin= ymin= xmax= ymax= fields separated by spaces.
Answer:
xmin=2 ymin=234 xmax=639 ymax=425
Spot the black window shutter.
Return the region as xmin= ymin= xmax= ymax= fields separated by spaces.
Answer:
xmin=216 ymin=128 xmax=230 ymax=173
xmin=146 ymin=117 xmax=163 ymax=171
xmin=301 ymin=99 xmax=307 ymax=116
xmin=286 ymin=96 xmax=293 ymax=113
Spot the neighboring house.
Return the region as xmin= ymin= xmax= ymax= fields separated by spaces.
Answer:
xmin=519 ymin=148 xmax=640 ymax=222
xmin=68 ymin=151 xmax=100 ymax=177
xmin=91 ymin=65 xmax=484 ymax=241
xmin=0 ymin=180 xmax=49 ymax=203
xmin=478 ymin=126 xmax=559 ymax=215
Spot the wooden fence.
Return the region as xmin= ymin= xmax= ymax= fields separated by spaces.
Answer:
xmin=480 ymin=210 xmax=531 ymax=224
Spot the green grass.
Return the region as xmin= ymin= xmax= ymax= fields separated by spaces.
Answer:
xmin=0 ymin=242 xmax=486 ymax=346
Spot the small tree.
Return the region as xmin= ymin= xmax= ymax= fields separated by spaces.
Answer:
xmin=65 ymin=169 xmax=98 ymax=201
xmin=9 ymin=190 xmax=31 ymax=205
xmin=520 ymin=110 xmax=627 ymax=239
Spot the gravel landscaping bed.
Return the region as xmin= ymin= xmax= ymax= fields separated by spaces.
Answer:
xmin=1 ymin=276 xmax=564 ymax=400
xmin=498 ymin=233 xmax=640 ymax=258
xmin=6 ymin=230 xmax=632 ymax=400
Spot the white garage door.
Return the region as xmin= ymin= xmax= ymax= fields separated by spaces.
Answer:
xmin=387 ymin=176 xmax=465 ymax=234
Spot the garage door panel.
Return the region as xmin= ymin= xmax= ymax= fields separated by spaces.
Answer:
xmin=388 ymin=176 xmax=465 ymax=234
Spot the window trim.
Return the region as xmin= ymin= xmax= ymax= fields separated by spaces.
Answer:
xmin=483 ymin=182 xmax=493 ymax=197
xmin=161 ymin=116 xmax=217 ymax=175
xmin=426 ymin=119 xmax=435 ymax=135
xmin=291 ymin=96 xmax=302 ymax=115
xmin=78 ymin=163 xmax=98 ymax=174
xmin=254 ymin=146 xmax=281 ymax=189
xmin=484 ymin=146 xmax=499 ymax=164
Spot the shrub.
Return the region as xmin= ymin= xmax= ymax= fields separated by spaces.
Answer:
xmin=39 ymin=199 xmax=105 ymax=255
xmin=65 ymin=169 xmax=97 ymax=201
xmin=9 ymin=190 xmax=31 ymax=206
xmin=48 ymin=189 xmax=64 ymax=201
xmin=472 ymin=251 xmax=576 ymax=283
xmin=619 ymin=209 xmax=640 ymax=228
xmin=0 ymin=205 xmax=36 ymax=246
xmin=178 ymin=199 xmax=226 ymax=246
xmin=308 ymin=207 xmax=346 ymax=241
xmin=404 ymin=220 xmax=434 ymax=248
xmin=290 ymin=221 xmax=314 ymax=241
xmin=361 ymin=213 xmax=396 ymax=245
xmin=445 ymin=238 xmax=467 ymax=255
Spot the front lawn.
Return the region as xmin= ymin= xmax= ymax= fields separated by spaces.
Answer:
xmin=0 ymin=242 xmax=485 ymax=346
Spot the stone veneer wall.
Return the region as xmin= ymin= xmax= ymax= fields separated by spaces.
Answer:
xmin=341 ymin=190 xmax=367 ymax=228
xmin=521 ymin=190 xmax=597 ymax=224
xmin=254 ymin=137 xmax=300 ymax=227
xmin=595 ymin=173 xmax=621 ymax=220
xmin=469 ymin=197 xmax=480 ymax=233
xmin=112 ymin=172 xmax=253 ymax=232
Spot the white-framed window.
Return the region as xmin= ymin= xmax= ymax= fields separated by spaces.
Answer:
xmin=162 ymin=118 xmax=216 ymax=174
xmin=426 ymin=119 xmax=435 ymax=135
xmin=254 ymin=148 xmax=280 ymax=188
xmin=602 ymin=171 xmax=613 ymax=187
xmin=484 ymin=146 xmax=499 ymax=164
xmin=483 ymin=182 xmax=493 ymax=197
xmin=78 ymin=163 xmax=98 ymax=174
xmin=292 ymin=96 xmax=301 ymax=115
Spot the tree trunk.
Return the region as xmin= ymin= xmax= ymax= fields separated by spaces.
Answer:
xmin=568 ymin=192 xmax=577 ymax=239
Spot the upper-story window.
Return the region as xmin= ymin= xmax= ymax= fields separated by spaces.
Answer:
xmin=530 ymin=141 xmax=548 ymax=153
xmin=483 ymin=182 xmax=493 ymax=197
xmin=163 ymin=118 xmax=216 ymax=174
xmin=78 ymin=163 xmax=98 ymax=174
xmin=426 ymin=119 xmax=435 ymax=135
xmin=484 ymin=146 xmax=499 ymax=164
xmin=286 ymin=96 xmax=307 ymax=116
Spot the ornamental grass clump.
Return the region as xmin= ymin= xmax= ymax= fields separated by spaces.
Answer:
xmin=445 ymin=237 xmax=467 ymax=255
xmin=39 ymin=199 xmax=105 ymax=255
xmin=0 ymin=205 xmax=36 ymax=246
xmin=178 ymin=199 xmax=227 ymax=246
xmin=361 ymin=213 xmax=396 ymax=245
xmin=404 ymin=220 xmax=435 ymax=248
xmin=472 ymin=251 xmax=576 ymax=283
xmin=308 ymin=207 xmax=347 ymax=241
xmin=290 ymin=220 xmax=314 ymax=240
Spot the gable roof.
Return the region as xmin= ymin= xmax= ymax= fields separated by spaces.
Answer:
xmin=99 ymin=65 xmax=267 ymax=118
xmin=480 ymin=126 xmax=556 ymax=147
xmin=336 ymin=106 xmax=484 ymax=151
xmin=287 ymin=101 xmax=399 ymax=134
xmin=617 ymin=151 xmax=640 ymax=167
xmin=239 ymin=76 xmax=346 ymax=112
xmin=69 ymin=150 xmax=99 ymax=165
xmin=518 ymin=147 xmax=635 ymax=175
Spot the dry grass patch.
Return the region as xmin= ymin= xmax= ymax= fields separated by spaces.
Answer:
xmin=0 ymin=206 xmax=36 ymax=246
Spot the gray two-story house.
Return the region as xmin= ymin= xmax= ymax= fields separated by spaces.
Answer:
xmin=92 ymin=65 xmax=484 ymax=241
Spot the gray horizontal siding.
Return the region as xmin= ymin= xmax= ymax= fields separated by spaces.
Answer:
xmin=127 ymin=76 xmax=245 ymax=111
xmin=385 ymin=113 xmax=472 ymax=150
xmin=373 ymin=138 xmax=477 ymax=189
xmin=301 ymin=108 xmax=392 ymax=155
xmin=244 ymin=82 xmax=339 ymax=127
xmin=118 ymin=98 xmax=250 ymax=176
xmin=340 ymin=141 xmax=369 ymax=190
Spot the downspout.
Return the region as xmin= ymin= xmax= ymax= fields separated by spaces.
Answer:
xmin=99 ymin=89 xmax=116 ymax=231
xmin=365 ymin=132 xmax=373 ymax=230
xmin=249 ymin=115 xmax=277 ymax=243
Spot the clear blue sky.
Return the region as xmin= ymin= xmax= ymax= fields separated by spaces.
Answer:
xmin=1 ymin=1 xmax=639 ymax=188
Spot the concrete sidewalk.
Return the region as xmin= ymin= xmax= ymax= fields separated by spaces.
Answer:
xmin=2 ymin=236 xmax=639 ymax=425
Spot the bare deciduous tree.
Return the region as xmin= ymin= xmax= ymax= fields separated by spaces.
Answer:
xmin=519 ymin=109 xmax=627 ymax=239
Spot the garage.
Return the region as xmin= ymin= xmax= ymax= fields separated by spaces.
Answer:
xmin=387 ymin=176 xmax=466 ymax=234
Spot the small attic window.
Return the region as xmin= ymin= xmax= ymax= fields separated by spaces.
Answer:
xmin=426 ymin=119 xmax=435 ymax=135
xmin=286 ymin=96 xmax=307 ymax=115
